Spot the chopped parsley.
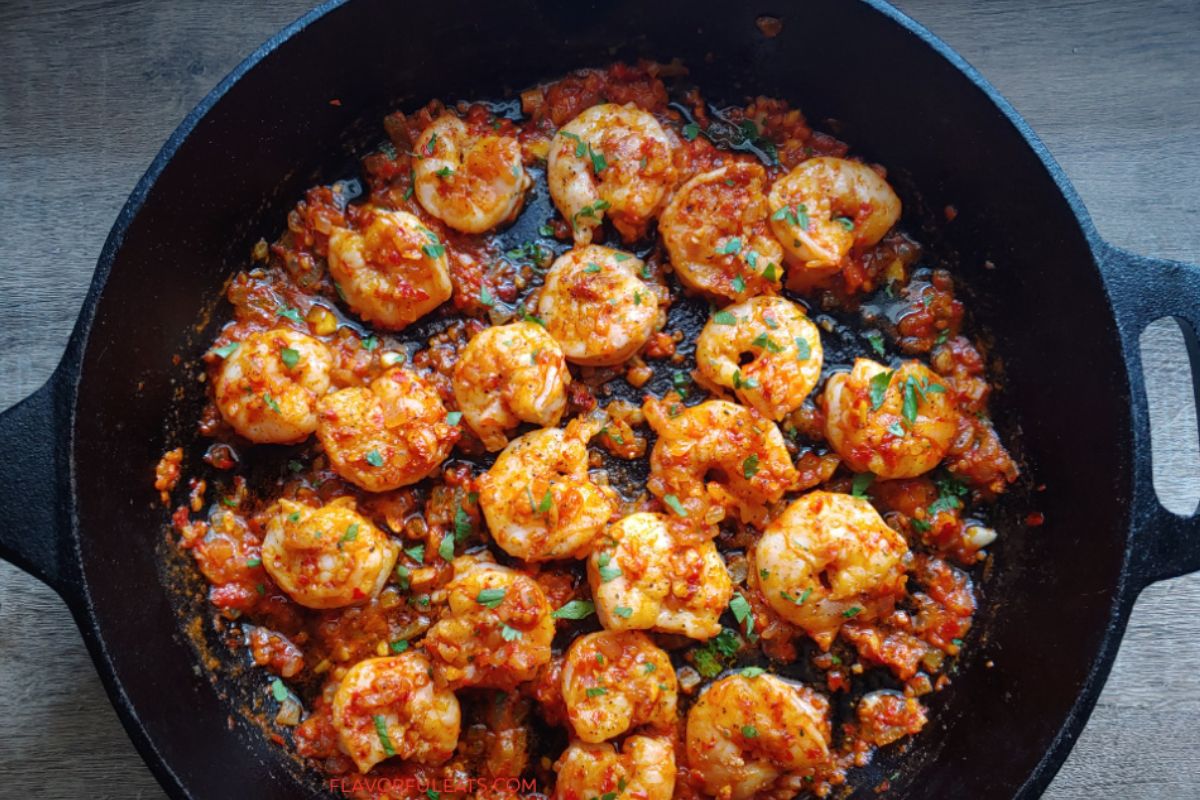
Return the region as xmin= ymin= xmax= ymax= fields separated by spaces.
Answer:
xmin=662 ymin=494 xmax=688 ymax=517
xmin=445 ymin=411 xmax=463 ymax=426
xmin=552 ymin=600 xmax=596 ymax=620
xmin=500 ymin=624 xmax=522 ymax=641
xmin=742 ymin=454 xmax=760 ymax=479
xmin=212 ymin=342 xmax=239 ymax=358
xmin=277 ymin=306 xmax=304 ymax=324
xmin=572 ymin=198 xmax=611 ymax=226
xmin=454 ymin=504 xmax=472 ymax=542
xmin=682 ymin=122 xmax=701 ymax=141
xmin=521 ymin=309 xmax=547 ymax=327
xmin=717 ymin=237 xmax=743 ymax=255
xmin=586 ymin=686 xmax=608 ymax=698
xmin=794 ymin=337 xmax=812 ymax=361
xmin=438 ymin=534 xmax=455 ymax=562
xmin=864 ymin=330 xmax=886 ymax=357
xmin=613 ymin=606 xmax=633 ymax=619
xmin=476 ymin=587 xmax=507 ymax=609
xmin=851 ymin=471 xmax=875 ymax=498
xmin=730 ymin=593 xmax=754 ymax=637
xmin=365 ymin=449 xmax=384 ymax=467
xmin=751 ymin=332 xmax=784 ymax=353
xmin=596 ymin=552 xmax=623 ymax=583
xmin=373 ymin=715 xmax=396 ymax=757
xmin=869 ymin=369 xmax=894 ymax=410
xmin=270 ymin=678 xmax=288 ymax=702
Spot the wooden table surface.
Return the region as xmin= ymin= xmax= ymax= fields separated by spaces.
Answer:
xmin=1 ymin=1 xmax=1197 ymax=797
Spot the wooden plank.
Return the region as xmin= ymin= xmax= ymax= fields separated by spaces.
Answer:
xmin=0 ymin=1 xmax=1196 ymax=796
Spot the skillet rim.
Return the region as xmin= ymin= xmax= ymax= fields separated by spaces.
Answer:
xmin=47 ymin=1 xmax=1140 ymax=797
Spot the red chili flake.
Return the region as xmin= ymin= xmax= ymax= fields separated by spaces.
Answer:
xmin=944 ymin=205 xmax=958 ymax=222
xmin=329 ymin=98 xmax=342 ymax=107
xmin=1025 ymin=511 xmax=1045 ymax=527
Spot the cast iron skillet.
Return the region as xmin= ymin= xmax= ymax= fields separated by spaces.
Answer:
xmin=1 ymin=0 xmax=1198 ymax=797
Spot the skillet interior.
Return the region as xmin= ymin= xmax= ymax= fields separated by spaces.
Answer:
xmin=70 ymin=1 xmax=1131 ymax=796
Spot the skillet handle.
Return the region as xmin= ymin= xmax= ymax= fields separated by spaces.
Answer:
xmin=1098 ymin=243 xmax=1200 ymax=588
xmin=0 ymin=364 xmax=78 ymax=600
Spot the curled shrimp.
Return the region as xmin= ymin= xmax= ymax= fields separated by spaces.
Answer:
xmin=316 ymin=367 xmax=459 ymax=492
xmin=452 ymin=321 xmax=570 ymax=451
xmin=262 ymin=497 xmax=400 ymax=609
xmin=413 ymin=114 xmax=532 ymax=234
xmin=537 ymin=244 xmax=658 ymax=366
xmin=213 ymin=328 xmax=333 ymax=444
xmin=644 ymin=398 xmax=797 ymax=527
xmin=327 ymin=207 xmax=452 ymax=330
xmin=477 ymin=418 xmax=618 ymax=561
xmin=768 ymin=156 xmax=901 ymax=271
xmin=821 ymin=358 xmax=958 ymax=479
xmin=659 ymin=161 xmax=785 ymax=301
xmin=424 ymin=560 xmax=555 ymax=689
xmin=686 ymin=672 xmax=831 ymax=800
xmin=331 ymin=651 xmax=461 ymax=773
xmin=756 ymin=491 xmax=909 ymax=649
xmin=694 ymin=296 xmax=824 ymax=420
xmin=588 ymin=512 xmax=732 ymax=640
xmin=548 ymin=103 xmax=675 ymax=244
xmin=553 ymin=735 xmax=675 ymax=800
xmin=560 ymin=630 xmax=677 ymax=743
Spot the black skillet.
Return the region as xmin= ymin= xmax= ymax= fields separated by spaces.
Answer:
xmin=2 ymin=0 xmax=1199 ymax=797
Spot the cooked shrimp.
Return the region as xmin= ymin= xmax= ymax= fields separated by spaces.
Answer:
xmin=537 ymin=245 xmax=657 ymax=366
xmin=331 ymin=651 xmax=461 ymax=773
xmin=756 ymin=491 xmax=909 ymax=649
xmin=686 ymin=672 xmax=830 ymax=800
xmin=821 ymin=358 xmax=958 ymax=479
xmin=588 ymin=512 xmax=732 ymax=639
xmin=560 ymin=630 xmax=677 ymax=743
xmin=413 ymin=114 xmax=532 ymax=234
xmin=316 ymin=367 xmax=459 ymax=492
xmin=326 ymin=207 xmax=452 ymax=330
xmin=660 ymin=161 xmax=784 ymax=301
xmin=547 ymin=103 xmax=674 ymax=244
xmin=694 ymin=296 xmax=823 ymax=420
xmin=452 ymin=321 xmax=570 ymax=451
xmin=478 ymin=418 xmax=618 ymax=561
xmin=262 ymin=497 xmax=399 ymax=609
xmin=768 ymin=156 xmax=901 ymax=271
xmin=424 ymin=560 xmax=555 ymax=690
xmin=213 ymin=328 xmax=333 ymax=444
xmin=553 ymin=735 xmax=675 ymax=800
xmin=644 ymin=398 xmax=796 ymax=526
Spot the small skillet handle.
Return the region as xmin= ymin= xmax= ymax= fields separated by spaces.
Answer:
xmin=0 ymin=364 xmax=77 ymax=600
xmin=1098 ymin=243 xmax=1200 ymax=589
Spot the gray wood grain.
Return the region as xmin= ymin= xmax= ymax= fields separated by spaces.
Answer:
xmin=0 ymin=1 xmax=1196 ymax=797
